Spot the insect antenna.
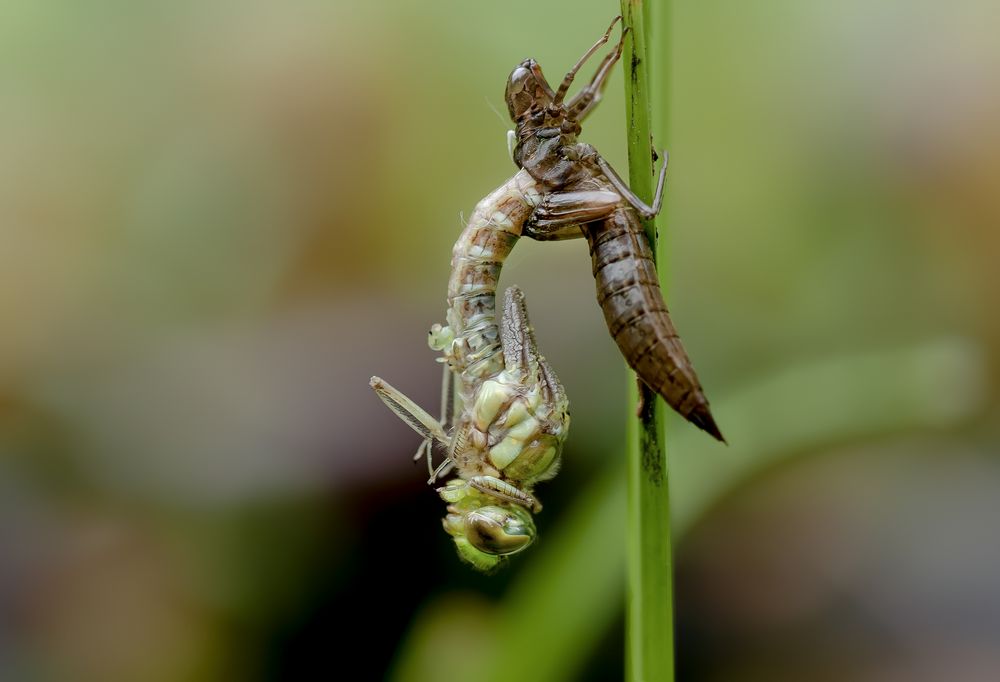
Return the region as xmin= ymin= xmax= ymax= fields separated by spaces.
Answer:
xmin=484 ymin=96 xmax=509 ymax=129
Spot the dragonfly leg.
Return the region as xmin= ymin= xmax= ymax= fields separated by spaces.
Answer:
xmin=428 ymin=457 xmax=455 ymax=485
xmin=414 ymin=438 xmax=432 ymax=475
xmin=427 ymin=364 xmax=459 ymax=479
xmin=436 ymin=470 xmax=541 ymax=514
xmin=567 ymin=25 xmax=628 ymax=121
xmin=553 ymin=16 xmax=622 ymax=105
xmin=523 ymin=189 xmax=621 ymax=240
xmin=595 ymin=150 xmax=669 ymax=220
xmin=400 ymin=363 xmax=459 ymax=478
xmin=370 ymin=376 xmax=450 ymax=457
xmin=467 ymin=475 xmax=541 ymax=513
xmin=439 ymin=361 xmax=458 ymax=431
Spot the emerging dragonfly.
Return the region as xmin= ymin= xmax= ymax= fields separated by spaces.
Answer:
xmin=370 ymin=16 xmax=723 ymax=571
xmin=371 ymin=164 xmax=569 ymax=570
xmin=512 ymin=16 xmax=725 ymax=441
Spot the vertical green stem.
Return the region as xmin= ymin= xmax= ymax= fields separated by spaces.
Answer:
xmin=621 ymin=1 xmax=674 ymax=680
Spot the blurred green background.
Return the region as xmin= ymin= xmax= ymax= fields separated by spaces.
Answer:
xmin=2 ymin=1 xmax=999 ymax=680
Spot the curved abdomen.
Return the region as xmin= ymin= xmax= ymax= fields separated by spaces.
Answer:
xmin=583 ymin=208 xmax=725 ymax=442
xmin=442 ymin=170 xmax=543 ymax=397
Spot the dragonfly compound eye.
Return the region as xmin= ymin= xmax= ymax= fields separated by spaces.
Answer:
xmin=464 ymin=505 xmax=536 ymax=556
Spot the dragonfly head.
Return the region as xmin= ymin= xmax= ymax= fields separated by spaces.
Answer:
xmin=505 ymin=19 xmax=624 ymax=175
xmin=505 ymin=59 xmax=554 ymax=121
xmin=444 ymin=501 xmax=536 ymax=572
xmin=505 ymin=59 xmax=581 ymax=169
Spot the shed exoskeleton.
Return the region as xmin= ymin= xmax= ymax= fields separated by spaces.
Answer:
xmin=509 ymin=16 xmax=725 ymax=442
xmin=369 ymin=15 xmax=723 ymax=572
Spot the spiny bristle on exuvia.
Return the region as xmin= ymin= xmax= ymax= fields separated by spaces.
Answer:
xmin=688 ymin=405 xmax=726 ymax=444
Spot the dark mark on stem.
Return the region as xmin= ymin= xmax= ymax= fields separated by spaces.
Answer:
xmin=638 ymin=382 xmax=663 ymax=485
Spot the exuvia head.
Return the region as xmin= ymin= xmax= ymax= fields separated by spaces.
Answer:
xmin=503 ymin=16 xmax=627 ymax=161
xmin=505 ymin=58 xmax=554 ymax=123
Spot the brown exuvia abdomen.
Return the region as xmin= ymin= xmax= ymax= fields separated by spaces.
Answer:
xmin=583 ymin=208 xmax=725 ymax=442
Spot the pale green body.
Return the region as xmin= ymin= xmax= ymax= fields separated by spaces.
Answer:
xmin=373 ymin=171 xmax=570 ymax=571
xmin=428 ymin=171 xmax=569 ymax=570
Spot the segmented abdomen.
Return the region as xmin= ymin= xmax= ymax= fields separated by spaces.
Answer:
xmin=443 ymin=169 xmax=543 ymax=396
xmin=583 ymin=208 xmax=724 ymax=441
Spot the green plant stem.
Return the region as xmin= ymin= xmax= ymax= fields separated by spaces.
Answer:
xmin=621 ymin=1 xmax=674 ymax=681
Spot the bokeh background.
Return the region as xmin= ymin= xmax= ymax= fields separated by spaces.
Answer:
xmin=3 ymin=1 xmax=999 ymax=680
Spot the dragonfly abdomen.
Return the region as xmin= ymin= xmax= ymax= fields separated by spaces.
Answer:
xmin=442 ymin=170 xmax=543 ymax=388
xmin=585 ymin=208 xmax=724 ymax=442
